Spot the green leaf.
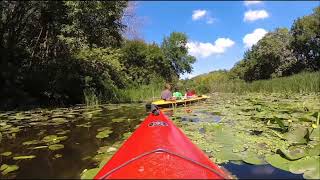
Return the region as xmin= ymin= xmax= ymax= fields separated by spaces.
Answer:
xmin=0 ymin=164 xmax=19 ymax=175
xmin=48 ymin=144 xmax=64 ymax=151
xmin=283 ymin=127 xmax=308 ymax=144
xmin=289 ymin=156 xmax=320 ymax=179
xmin=279 ymin=146 xmax=307 ymax=160
xmin=0 ymin=152 xmax=12 ymax=156
xmin=96 ymin=129 xmax=113 ymax=139
xmin=13 ymin=155 xmax=36 ymax=160
xmin=265 ymin=154 xmax=291 ymax=171
xmin=80 ymin=168 xmax=100 ymax=179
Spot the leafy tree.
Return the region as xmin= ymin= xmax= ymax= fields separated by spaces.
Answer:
xmin=231 ymin=28 xmax=297 ymax=81
xmin=161 ymin=32 xmax=196 ymax=80
xmin=63 ymin=1 xmax=127 ymax=49
xmin=290 ymin=6 xmax=320 ymax=71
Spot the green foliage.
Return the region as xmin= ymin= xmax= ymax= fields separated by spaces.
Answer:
xmin=230 ymin=7 xmax=319 ymax=82
xmin=291 ymin=6 xmax=320 ymax=71
xmin=0 ymin=1 xmax=196 ymax=109
xmin=185 ymin=71 xmax=320 ymax=94
xmin=161 ymin=32 xmax=196 ymax=79
xmin=231 ymin=28 xmax=298 ymax=81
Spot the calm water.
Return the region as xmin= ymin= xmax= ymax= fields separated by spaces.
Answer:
xmin=0 ymin=103 xmax=303 ymax=179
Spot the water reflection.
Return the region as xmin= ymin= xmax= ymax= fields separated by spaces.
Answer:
xmin=0 ymin=104 xmax=146 ymax=179
xmin=223 ymin=162 xmax=303 ymax=179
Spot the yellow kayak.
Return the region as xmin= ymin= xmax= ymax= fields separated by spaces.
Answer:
xmin=151 ymin=95 xmax=209 ymax=107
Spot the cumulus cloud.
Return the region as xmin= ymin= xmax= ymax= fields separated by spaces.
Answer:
xmin=206 ymin=17 xmax=215 ymax=24
xmin=192 ymin=10 xmax=207 ymax=20
xmin=244 ymin=10 xmax=269 ymax=22
xmin=192 ymin=9 xmax=216 ymax=24
xmin=186 ymin=38 xmax=235 ymax=58
xmin=244 ymin=1 xmax=262 ymax=6
xmin=243 ymin=28 xmax=268 ymax=48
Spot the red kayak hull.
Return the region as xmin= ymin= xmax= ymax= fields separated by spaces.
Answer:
xmin=94 ymin=111 xmax=230 ymax=179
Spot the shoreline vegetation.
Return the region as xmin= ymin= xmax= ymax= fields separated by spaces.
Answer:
xmin=1 ymin=2 xmax=319 ymax=110
xmin=108 ymin=71 xmax=319 ymax=105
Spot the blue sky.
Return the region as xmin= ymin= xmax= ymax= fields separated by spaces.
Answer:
xmin=135 ymin=1 xmax=319 ymax=79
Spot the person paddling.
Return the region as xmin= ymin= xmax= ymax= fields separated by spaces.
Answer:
xmin=173 ymin=87 xmax=183 ymax=100
xmin=161 ymin=83 xmax=176 ymax=101
xmin=185 ymin=88 xmax=196 ymax=98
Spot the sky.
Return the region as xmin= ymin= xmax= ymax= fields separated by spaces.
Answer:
xmin=135 ymin=1 xmax=319 ymax=79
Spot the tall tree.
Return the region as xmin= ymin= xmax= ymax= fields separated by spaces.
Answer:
xmin=290 ymin=6 xmax=320 ymax=71
xmin=161 ymin=32 xmax=196 ymax=80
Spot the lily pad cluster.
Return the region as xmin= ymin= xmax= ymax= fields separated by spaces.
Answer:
xmin=173 ymin=93 xmax=320 ymax=179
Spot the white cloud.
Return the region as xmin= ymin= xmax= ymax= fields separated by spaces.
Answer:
xmin=192 ymin=9 xmax=216 ymax=24
xmin=243 ymin=28 xmax=268 ymax=48
xmin=244 ymin=10 xmax=269 ymax=22
xmin=244 ymin=1 xmax=262 ymax=6
xmin=192 ymin=10 xmax=207 ymax=20
xmin=206 ymin=17 xmax=215 ymax=24
xmin=181 ymin=72 xmax=199 ymax=80
xmin=186 ymin=38 xmax=235 ymax=58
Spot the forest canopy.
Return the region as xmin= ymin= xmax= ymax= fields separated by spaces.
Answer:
xmin=0 ymin=1 xmax=195 ymax=109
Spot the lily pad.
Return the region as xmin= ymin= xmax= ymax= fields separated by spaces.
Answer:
xmin=112 ymin=118 xmax=125 ymax=123
xmin=22 ymin=140 xmax=41 ymax=146
xmin=265 ymin=154 xmax=291 ymax=171
xmin=289 ymin=156 xmax=320 ymax=179
xmin=96 ymin=129 xmax=113 ymax=139
xmin=97 ymin=127 xmax=110 ymax=132
xmin=48 ymin=144 xmax=64 ymax=151
xmin=283 ymin=127 xmax=308 ymax=144
xmin=54 ymin=154 xmax=63 ymax=158
xmin=76 ymin=123 xmax=91 ymax=128
xmin=279 ymin=146 xmax=307 ymax=160
xmin=307 ymin=143 xmax=320 ymax=156
xmin=42 ymin=135 xmax=60 ymax=143
xmin=80 ymin=168 xmax=100 ymax=179
xmin=0 ymin=164 xmax=19 ymax=175
xmin=242 ymin=151 xmax=266 ymax=165
xmin=56 ymin=130 xmax=70 ymax=135
xmin=29 ymin=146 xmax=48 ymax=150
xmin=310 ymin=128 xmax=320 ymax=141
xmin=0 ymin=152 xmax=12 ymax=156
xmin=13 ymin=155 xmax=36 ymax=160
xmin=42 ymin=135 xmax=67 ymax=145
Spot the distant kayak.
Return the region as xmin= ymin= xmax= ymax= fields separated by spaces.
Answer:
xmin=94 ymin=106 xmax=231 ymax=179
xmin=151 ymin=95 xmax=209 ymax=108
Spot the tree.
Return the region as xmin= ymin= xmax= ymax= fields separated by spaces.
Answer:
xmin=63 ymin=1 xmax=128 ymax=48
xmin=161 ymin=32 xmax=196 ymax=80
xmin=231 ymin=28 xmax=297 ymax=81
xmin=290 ymin=6 xmax=320 ymax=71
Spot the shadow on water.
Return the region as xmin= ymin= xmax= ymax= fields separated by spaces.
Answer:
xmin=0 ymin=104 xmax=147 ymax=179
xmin=222 ymin=162 xmax=303 ymax=179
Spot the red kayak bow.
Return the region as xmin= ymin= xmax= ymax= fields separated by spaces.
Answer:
xmin=95 ymin=108 xmax=231 ymax=179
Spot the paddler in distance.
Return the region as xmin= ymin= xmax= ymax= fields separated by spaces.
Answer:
xmin=161 ymin=83 xmax=176 ymax=101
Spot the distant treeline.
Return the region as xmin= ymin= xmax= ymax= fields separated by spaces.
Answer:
xmin=0 ymin=1 xmax=195 ymax=109
xmin=229 ymin=7 xmax=320 ymax=82
xmin=182 ymin=6 xmax=320 ymax=94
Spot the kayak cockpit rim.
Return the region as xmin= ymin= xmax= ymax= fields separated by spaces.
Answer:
xmin=97 ymin=148 xmax=231 ymax=179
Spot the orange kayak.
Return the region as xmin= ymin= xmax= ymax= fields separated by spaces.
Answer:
xmin=95 ymin=107 xmax=231 ymax=179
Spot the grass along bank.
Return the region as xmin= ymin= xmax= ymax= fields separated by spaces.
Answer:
xmin=185 ymin=71 xmax=320 ymax=94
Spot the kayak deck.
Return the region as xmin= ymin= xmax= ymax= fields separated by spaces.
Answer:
xmin=152 ymin=95 xmax=209 ymax=107
xmin=94 ymin=110 xmax=230 ymax=179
